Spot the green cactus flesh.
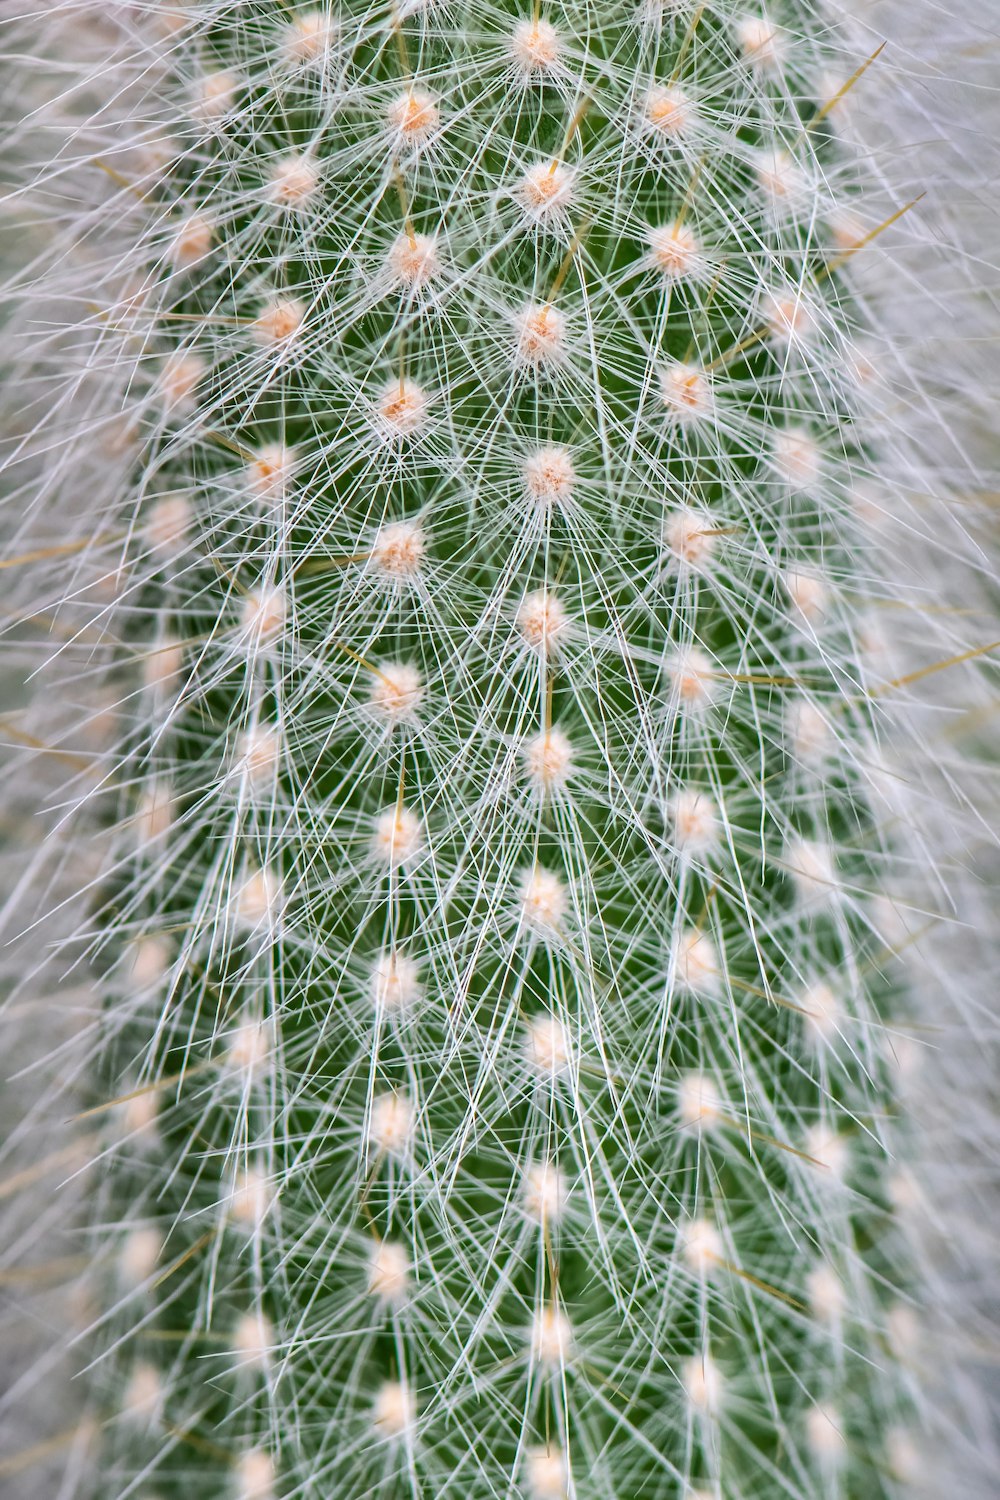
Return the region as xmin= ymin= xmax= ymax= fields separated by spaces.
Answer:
xmin=94 ymin=5 xmax=918 ymax=1497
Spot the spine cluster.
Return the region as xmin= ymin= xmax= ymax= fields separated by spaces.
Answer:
xmin=11 ymin=2 xmax=993 ymax=1498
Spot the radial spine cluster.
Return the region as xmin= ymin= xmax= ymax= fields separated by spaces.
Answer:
xmin=20 ymin=3 xmax=937 ymax=1497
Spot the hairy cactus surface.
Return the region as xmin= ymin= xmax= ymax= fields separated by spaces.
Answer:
xmin=3 ymin=3 xmax=1000 ymax=1499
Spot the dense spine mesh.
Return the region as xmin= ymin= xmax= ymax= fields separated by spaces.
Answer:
xmin=9 ymin=3 xmax=987 ymax=1498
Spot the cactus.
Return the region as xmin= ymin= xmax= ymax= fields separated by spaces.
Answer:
xmin=2 ymin=3 xmax=998 ymax=1499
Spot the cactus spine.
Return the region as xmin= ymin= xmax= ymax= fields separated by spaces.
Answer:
xmin=5 ymin=2 xmax=992 ymax=1498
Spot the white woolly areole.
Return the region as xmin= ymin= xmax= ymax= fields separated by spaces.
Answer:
xmin=806 ymin=1123 xmax=850 ymax=1180
xmin=644 ymin=85 xmax=694 ymax=140
xmin=134 ymin=129 xmax=177 ymax=179
xmin=147 ymin=492 xmax=191 ymax=557
xmin=171 ymin=213 xmax=214 ymax=267
xmin=665 ymin=507 xmax=719 ymax=570
xmin=787 ymin=698 xmax=831 ymax=760
xmin=192 ymin=69 xmax=239 ymax=120
xmin=238 ymin=724 xmax=281 ymax=787
xmin=673 ymin=928 xmax=718 ymax=993
xmin=801 ymin=980 xmax=842 ymax=1044
xmin=806 ymin=1263 xmax=845 ymax=1323
xmin=684 ymin=1352 xmax=722 ymax=1414
xmin=665 ymin=646 xmax=717 ymax=711
xmin=367 ymin=1092 xmax=415 ymax=1158
xmin=370 ymin=951 xmax=421 ymax=1014
xmin=130 ymin=935 xmax=170 ymax=989
xmin=754 ymin=148 xmax=805 ymax=212
xmin=659 ymin=361 xmax=713 ymax=424
xmin=225 ymin=1017 xmax=273 ymax=1074
xmin=372 ymin=1379 xmax=416 ymax=1439
xmin=513 ymin=302 xmax=566 ymax=370
xmin=123 ymin=1361 xmax=162 ymax=1422
xmin=681 ymin=1217 xmax=723 ymax=1275
xmin=647 ymin=221 xmax=702 ymax=279
xmin=737 ymin=15 xmax=786 ymax=73
xmin=887 ymin=1302 xmax=921 ymax=1358
xmin=526 ymin=1445 xmax=569 ymax=1498
xmin=369 ymin=662 xmax=424 ymax=722
xmin=386 ymin=90 xmax=440 ymax=148
xmin=252 ymin=296 xmax=305 ymax=345
xmin=282 ymin=11 xmax=337 ymax=66
xmin=522 ymin=1161 xmax=569 ymax=1224
xmin=152 ymin=3 xmax=192 ymax=41
xmin=677 ymin=1070 xmax=724 ymax=1129
xmin=530 ymin=1306 xmax=573 ymax=1366
xmin=372 ymin=806 xmax=423 ymax=868
xmin=386 ymin=232 xmax=441 ymax=290
xmin=786 ymin=837 xmax=837 ymax=901
xmin=369 ymin=518 xmax=426 ymax=577
xmin=374 ymin=381 xmax=430 ymax=441
xmin=267 ymin=153 xmax=321 ymax=210
xmin=120 ymin=1227 xmax=161 ymax=1283
xmin=888 ymin=1168 xmax=923 ymax=1214
xmin=518 ymin=589 xmax=569 ymax=654
xmin=247 ymin=443 xmax=297 ymax=501
xmin=887 ymin=1427 xmax=921 ymax=1484
xmin=519 ymin=865 xmax=568 ymax=935
xmin=785 ymin=568 xmax=829 ymax=625
xmin=236 ymin=1449 xmax=275 ymax=1500
xmin=241 ymin=585 xmax=286 ymax=643
xmin=235 ymin=866 xmax=283 ymax=929
xmin=522 ymin=727 xmax=575 ymax=793
xmin=135 ymin=782 xmax=174 ymax=844
xmin=806 ymin=1402 xmax=848 ymax=1462
xmin=524 ymin=1014 xmax=572 ymax=1077
xmin=763 ymin=288 xmax=816 ymax=348
xmin=159 ymin=350 xmax=204 ymax=411
xmin=523 ymin=445 xmax=576 ymax=509
xmin=669 ymin=788 xmax=720 ymax=856
xmin=517 ymin=160 xmax=575 ymax=224
xmin=230 ymin=1166 xmax=271 ymax=1227
xmin=772 ymin=428 xmax=822 ymax=491
xmin=232 ymin=1311 xmax=273 ymax=1370
xmin=509 ymin=19 xmax=563 ymax=78
xmin=367 ymin=1240 xmax=411 ymax=1304
xmin=122 ymin=1088 xmax=159 ymax=1140
xmin=828 ymin=206 xmax=866 ymax=253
